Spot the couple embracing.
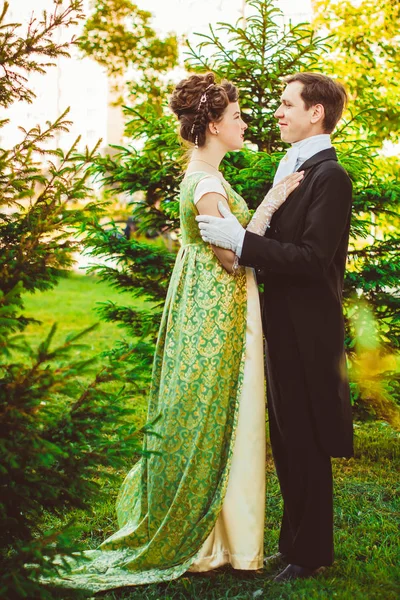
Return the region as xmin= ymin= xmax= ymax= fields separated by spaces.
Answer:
xmin=47 ymin=71 xmax=353 ymax=593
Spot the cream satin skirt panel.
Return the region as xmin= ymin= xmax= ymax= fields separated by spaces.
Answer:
xmin=189 ymin=267 xmax=266 ymax=572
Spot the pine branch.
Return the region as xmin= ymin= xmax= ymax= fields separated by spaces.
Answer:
xmin=0 ymin=1 xmax=84 ymax=107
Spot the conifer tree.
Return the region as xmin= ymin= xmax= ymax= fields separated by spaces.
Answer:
xmin=0 ymin=2 xmax=151 ymax=597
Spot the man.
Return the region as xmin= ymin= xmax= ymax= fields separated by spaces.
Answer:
xmin=196 ymin=72 xmax=354 ymax=581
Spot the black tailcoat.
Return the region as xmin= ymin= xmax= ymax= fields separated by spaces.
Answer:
xmin=240 ymin=147 xmax=353 ymax=459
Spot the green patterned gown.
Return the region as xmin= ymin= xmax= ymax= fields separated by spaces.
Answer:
xmin=45 ymin=172 xmax=252 ymax=593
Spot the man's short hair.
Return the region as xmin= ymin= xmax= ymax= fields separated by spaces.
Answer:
xmin=284 ymin=72 xmax=348 ymax=133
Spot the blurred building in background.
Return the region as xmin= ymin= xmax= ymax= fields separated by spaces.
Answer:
xmin=277 ymin=0 xmax=312 ymax=23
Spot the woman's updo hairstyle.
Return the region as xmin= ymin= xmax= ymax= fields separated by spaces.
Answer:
xmin=170 ymin=72 xmax=238 ymax=148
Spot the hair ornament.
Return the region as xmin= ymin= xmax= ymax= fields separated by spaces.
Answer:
xmin=197 ymin=83 xmax=215 ymax=110
xmin=197 ymin=93 xmax=207 ymax=109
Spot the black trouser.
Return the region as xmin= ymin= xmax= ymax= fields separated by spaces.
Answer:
xmin=265 ymin=337 xmax=334 ymax=568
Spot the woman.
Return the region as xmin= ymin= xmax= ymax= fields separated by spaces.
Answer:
xmin=45 ymin=73 xmax=302 ymax=593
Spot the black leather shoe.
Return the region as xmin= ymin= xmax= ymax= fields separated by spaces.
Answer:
xmin=273 ymin=563 xmax=325 ymax=582
xmin=263 ymin=552 xmax=288 ymax=567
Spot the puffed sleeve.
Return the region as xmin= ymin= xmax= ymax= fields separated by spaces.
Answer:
xmin=193 ymin=176 xmax=228 ymax=205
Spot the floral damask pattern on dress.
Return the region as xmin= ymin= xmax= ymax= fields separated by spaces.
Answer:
xmin=41 ymin=173 xmax=252 ymax=593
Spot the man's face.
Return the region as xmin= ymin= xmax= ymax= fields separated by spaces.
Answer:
xmin=274 ymin=81 xmax=316 ymax=144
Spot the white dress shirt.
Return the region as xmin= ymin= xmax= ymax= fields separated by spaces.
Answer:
xmin=273 ymin=134 xmax=332 ymax=186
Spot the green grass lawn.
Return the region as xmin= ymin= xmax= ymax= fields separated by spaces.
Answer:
xmin=21 ymin=271 xmax=145 ymax=355
xmin=20 ymin=271 xmax=151 ymax=426
xmin=50 ymin=425 xmax=397 ymax=600
xmin=25 ymin=275 xmax=399 ymax=600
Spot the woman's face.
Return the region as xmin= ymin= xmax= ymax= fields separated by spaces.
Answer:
xmin=211 ymin=101 xmax=248 ymax=151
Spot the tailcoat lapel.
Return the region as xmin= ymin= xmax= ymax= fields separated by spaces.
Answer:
xmin=270 ymin=148 xmax=339 ymax=226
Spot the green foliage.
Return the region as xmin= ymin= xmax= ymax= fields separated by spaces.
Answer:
xmin=346 ymin=301 xmax=400 ymax=427
xmin=80 ymin=217 xmax=176 ymax=360
xmin=78 ymin=0 xmax=179 ymax=113
xmin=330 ymin=114 xmax=400 ymax=360
xmin=313 ymin=0 xmax=400 ymax=147
xmin=78 ymin=0 xmax=178 ymax=77
xmin=1 ymin=112 xmax=99 ymax=299
xmin=336 ymin=135 xmax=400 ymax=354
xmin=2 ymin=323 xmax=138 ymax=537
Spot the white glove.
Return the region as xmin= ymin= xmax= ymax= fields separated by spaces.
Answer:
xmin=247 ymin=171 xmax=304 ymax=236
xmin=196 ymin=202 xmax=246 ymax=254
xmin=196 ymin=172 xmax=304 ymax=256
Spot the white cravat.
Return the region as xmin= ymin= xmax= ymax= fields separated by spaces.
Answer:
xmin=273 ymin=134 xmax=332 ymax=186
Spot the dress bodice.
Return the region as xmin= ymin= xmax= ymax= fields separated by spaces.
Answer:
xmin=179 ymin=172 xmax=251 ymax=246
